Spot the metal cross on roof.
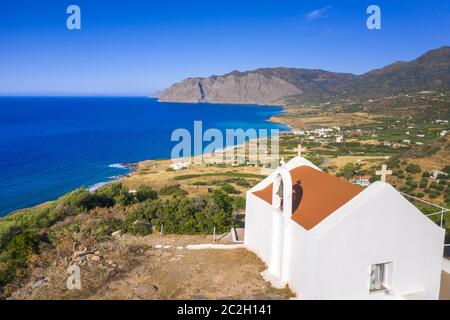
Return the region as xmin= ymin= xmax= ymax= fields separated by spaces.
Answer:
xmin=298 ymin=144 xmax=307 ymax=157
xmin=376 ymin=164 xmax=392 ymax=183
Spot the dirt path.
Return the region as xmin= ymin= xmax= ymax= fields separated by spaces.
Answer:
xmin=9 ymin=234 xmax=293 ymax=300
xmin=440 ymin=272 xmax=450 ymax=300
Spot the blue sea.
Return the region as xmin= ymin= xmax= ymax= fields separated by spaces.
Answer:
xmin=0 ymin=97 xmax=287 ymax=216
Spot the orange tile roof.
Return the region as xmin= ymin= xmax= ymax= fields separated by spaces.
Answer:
xmin=252 ymin=166 xmax=363 ymax=230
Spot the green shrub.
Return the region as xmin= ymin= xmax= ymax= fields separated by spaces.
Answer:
xmin=405 ymin=164 xmax=422 ymax=174
xmin=0 ymin=230 xmax=40 ymax=286
xmin=235 ymin=179 xmax=251 ymax=187
xmin=149 ymin=191 xmax=235 ymax=235
xmin=128 ymin=220 xmax=152 ymax=236
xmin=96 ymin=183 xmax=134 ymax=206
xmin=220 ymin=184 xmax=240 ymax=195
xmin=62 ymin=188 xmax=114 ymax=211
xmin=337 ymin=163 xmax=362 ymax=180
xmin=443 ymin=165 xmax=450 ymax=175
xmin=5 ymin=231 xmax=40 ymax=261
xmin=419 ymin=178 xmax=428 ymax=189
xmin=80 ymin=193 xmax=115 ymax=210
xmin=429 ymin=192 xmax=439 ymax=199
xmin=94 ymin=218 xmax=125 ymax=242
xmin=159 ymin=185 xmax=188 ymax=197
xmin=232 ymin=196 xmax=246 ymax=211
xmin=406 ymin=180 xmax=418 ymax=188
xmin=135 ymin=185 xmax=158 ymax=202
xmin=387 ymin=156 xmax=401 ymax=169
xmin=192 ymin=181 xmax=207 ymax=186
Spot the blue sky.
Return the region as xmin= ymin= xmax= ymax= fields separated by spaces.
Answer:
xmin=0 ymin=0 xmax=449 ymax=96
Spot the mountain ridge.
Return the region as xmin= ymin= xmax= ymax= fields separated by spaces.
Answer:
xmin=158 ymin=46 xmax=450 ymax=105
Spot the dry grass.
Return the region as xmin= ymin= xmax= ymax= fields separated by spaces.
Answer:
xmin=325 ymin=155 xmax=389 ymax=175
xmin=271 ymin=108 xmax=378 ymax=130
xmin=120 ymin=157 xmax=266 ymax=196
xmin=407 ymin=141 xmax=450 ymax=172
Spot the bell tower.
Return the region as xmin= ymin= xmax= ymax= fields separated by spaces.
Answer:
xmin=268 ymin=167 xmax=293 ymax=287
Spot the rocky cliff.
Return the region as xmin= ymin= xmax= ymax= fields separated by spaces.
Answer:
xmin=159 ymin=71 xmax=303 ymax=104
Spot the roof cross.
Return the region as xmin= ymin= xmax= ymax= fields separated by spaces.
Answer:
xmin=376 ymin=164 xmax=392 ymax=183
xmin=297 ymin=144 xmax=307 ymax=157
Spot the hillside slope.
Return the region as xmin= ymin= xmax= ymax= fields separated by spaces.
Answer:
xmin=158 ymin=46 xmax=450 ymax=105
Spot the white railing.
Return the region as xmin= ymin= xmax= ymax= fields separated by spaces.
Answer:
xmin=401 ymin=193 xmax=450 ymax=247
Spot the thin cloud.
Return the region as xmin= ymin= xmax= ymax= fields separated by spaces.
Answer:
xmin=306 ymin=5 xmax=332 ymax=21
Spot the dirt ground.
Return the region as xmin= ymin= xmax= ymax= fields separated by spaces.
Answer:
xmin=7 ymin=232 xmax=449 ymax=300
xmin=271 ymin=109 xmax=378 ymax=130
xmin=440 ymin=272 xmax=450 ymax=300
xmin=8 ymin=234 xmax=293 ymax=300
xmin=325 ymin=155 xmax=389 ymax=175
xmin=408 ymin=142 xmax=450 ymax=172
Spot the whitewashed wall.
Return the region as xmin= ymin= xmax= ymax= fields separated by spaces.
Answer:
xmin=245 ymin=158 xmax=445 ymax=300
xmin=285 ymin=224 xmax=317 ymax=299
xmin=308 ymin=182 xmax=445 ymax=299
xmin=244 ymin=192 xmax=274 ymax=264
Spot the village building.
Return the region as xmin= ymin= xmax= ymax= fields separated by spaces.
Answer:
xmin=429 ymin=169 xmax=446 ymax=180
xmin=292 ymin=129 xmax=306 ymax=136
xmin=313 ymin=128 xmax=333 ymax=138
xmin=352 ymin=175 xmax=371 ymax=187
xmin=170 ymin=161 xmax=190 ymax=171
xmin=244 ymin=156 xmax=445 ymax=299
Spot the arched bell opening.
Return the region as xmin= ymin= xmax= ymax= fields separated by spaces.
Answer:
xmin=292 ymin=179 xmax=303 ymax=215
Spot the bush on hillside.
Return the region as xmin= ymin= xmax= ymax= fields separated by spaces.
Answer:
xmin=220 ymin=183 xmax=240 ymax=195
xmin=405 ymin=163 xmax=421 ymax=174
xmin=159 ymin=185 xmax=188 ymax=197
xmin=94 ymin=218 xmax=126 ymax=242
xmin=135 ymin=185 xmax=158 ymax=202
xmin=443 ymin=165 xmax=450 ymax=175
xmin=0 ymin=230 xmax=40 ymax=286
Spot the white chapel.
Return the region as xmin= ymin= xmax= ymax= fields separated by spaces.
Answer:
xmin=244 ymin=155 xmax=445 ymax=299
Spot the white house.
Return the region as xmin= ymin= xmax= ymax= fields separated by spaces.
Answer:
xmin=292 ymin=130 xmax=306 ymax=136
xmin=244 ymin=156 xmax=445 ymax=300
xmin=429 ymin=169 xmax=445 ymax=180
xmin=170 ymin=161 xmax=190 ymax=171
xmin=402 ymin=139 xmax=411 ymax=145
xmin=352 ymin=175 xmax=370 ymax=187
